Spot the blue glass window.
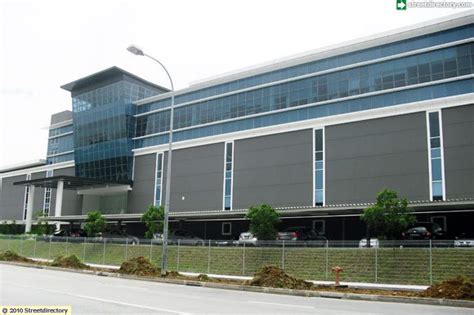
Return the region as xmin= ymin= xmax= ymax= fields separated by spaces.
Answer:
xmin=314 ymin=129 xmax=324 ymax=206
xmin=136 ymin=43 xmax=474 ymax=140
xmin=223 ymin=142 xmax=233 ymax=210
xmin=427 ymin=111 xmax=445 ymax=201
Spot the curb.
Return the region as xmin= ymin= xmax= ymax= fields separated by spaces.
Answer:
xmin=1 ymin=261 xmax=473 ymax=309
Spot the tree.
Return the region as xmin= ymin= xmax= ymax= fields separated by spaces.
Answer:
xmin=245 ymin=204 xmax=281 ymax=240
xmin=361 ymin=189 xmax=415 ymax=239
xmin=141 ymin=205 xmax=164 ymax=239
xmin=31 ymin=210 xmax=49 ymax=235
xmin=84 ymin=211 xmax=106 ymax=237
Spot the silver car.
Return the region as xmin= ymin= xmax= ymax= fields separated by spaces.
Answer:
xmin=234 ymin=232 xmax=258 ymax=246
xmin=153 ymin=229 xmax=204 ymax=246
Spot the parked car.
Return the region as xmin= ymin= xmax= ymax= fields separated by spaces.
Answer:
xmin=153 ymin=229 xmax=204 ymax=246
xmin=359 ymin=238 xmax=380 ymax=248
xmin=233 ymin=232 xmax=258 ymax=246
xmin=95 ymin=231 xmax=140 ymax=245
xmin=402 ymin=222 xmax=447 ymax=240
xmin=277 ymin=226 xmax=327 ymax=242
xmin=41 ymin=229 xmax=85 ymax=242
xmin=454 ymin=238 xmax=474 ymax=247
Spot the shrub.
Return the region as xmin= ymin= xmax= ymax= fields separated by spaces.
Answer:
xmin=245 ymin=204 xmax=281 ymax=240
xmin=84 ymin=211 xmax=106 ymax=237
xmin=141 ymin=205 xmax=164 ymax=239
xmin=361 ymin=189 xmax=415 ymax=239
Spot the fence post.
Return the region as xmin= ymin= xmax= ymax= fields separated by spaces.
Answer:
xmin=48 ymin=236 xmax=52 ymax=260
xmin=7 ymin=235 xmax=11 ymax=250
xmin=176 ymin=239 xmax=180 ymax=272
xmin=102 ymin=239 xmax=106 ymax=265
xmin=65 ymin=236 xmax=69 ymax=257
xmin=19 ymin=235 xmax=24 ymax=255
xmin=375 ymin=245 xmax=378 ymax=283
xmin=33 ymin=235 xmax=37 ymax=258
xmin=125 ymin=238 xmax=128 ymax=261
xmin=242 ymin=241 xmax=246 ymax=276
xmin=429 ymin=239 xmax=433 ymax=285
xmin=82 ymin=237 xmax=87 ymax=263
xmin=207 ymin=239 xmax=211 ymax=274
xmin=325 ymin=239 xmax=329 ymax=280
xmin=149 ymin=238 xmax=153 ymax=261
xmin=281 ymin=240 xmax=285 ymax=270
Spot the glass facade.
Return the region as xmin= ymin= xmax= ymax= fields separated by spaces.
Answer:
xmin=135 ymin=78 xmax=474 ymax=148
xmin=43 ymin=170 xmax=53 ymax=216
xmin=223 ymin=142 xmax=233 ymax=210
xmin=136 ymin=24 xmax=474 ymax=115
xmin=47 ymin=134 xmax=74 ymax=156
xmin=23 ymin=174 xmax=31 ymax=220
xmin=154 ymin=153 xmax=163 ymax=206
xmin=72 ymin=80 xmax=161 ymax=181
xmin=49 ymin=125 xmax=73 ymax=137
xmin=134 ymin=42 xmax=474 ymax=148
xmin=314 ymin=129 xmax=324 ymax=206
xmin=428 ymin=111 xmax=445 ymax=201
xmin=47 ymin=124 xmax=75 ymax=164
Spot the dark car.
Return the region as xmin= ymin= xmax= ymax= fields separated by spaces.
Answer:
xmin=277 ymin=226 xmax=327 ymax=242
xmin=402 ymin=222 xmax=447 ymax=240
xmin=42 ymin=229 xmax=86 ymax=242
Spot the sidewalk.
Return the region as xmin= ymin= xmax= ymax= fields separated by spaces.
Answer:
xmin=31 ymin=257 xmax=428 ymax=292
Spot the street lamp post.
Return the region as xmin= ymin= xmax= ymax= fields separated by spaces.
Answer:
xmin=127 ymin=45 xmax=174 ymax=276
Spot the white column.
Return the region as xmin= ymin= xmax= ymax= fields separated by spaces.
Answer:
xmin=25 ymin=185 xmax=35 ymax=233
xmin=54 ymin=180 xmax=64 ymax=230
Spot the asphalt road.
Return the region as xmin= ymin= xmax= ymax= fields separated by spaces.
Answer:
xmin=0 ymin=264 xmax=472 ymax=315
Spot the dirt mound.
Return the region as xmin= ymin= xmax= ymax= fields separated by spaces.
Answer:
xmin=51 ymin=255 xmax=89 ymax=269
xmin=118 ymin=256 xmax=160 ymax=277
xmin=0 ymin=250 xmax=33 ymax=263
xmin=247 ymin=266 xmax=313 ymax=290
xmin=197 ymin=274 xmax=210 ymax=281
xmin=419 ymin=277 xmax=474 ymax=300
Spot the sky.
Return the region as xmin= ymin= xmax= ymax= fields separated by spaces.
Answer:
xmin=0 ymin=0 xmax=471 ymax=168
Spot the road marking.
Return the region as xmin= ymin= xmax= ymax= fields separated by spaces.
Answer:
xmin=5 ymin=281 xmax=190 ymax=315
xmin=73 ymin=293 xmax=190 ymax=315
xmin=247 ymin=300 xmax=315 ymax=309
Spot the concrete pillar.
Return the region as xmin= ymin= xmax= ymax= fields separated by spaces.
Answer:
xmin=55 ymin=180 xmax=64 ymax=230
xmin=25 ymin=185 xmax=35 ymax=233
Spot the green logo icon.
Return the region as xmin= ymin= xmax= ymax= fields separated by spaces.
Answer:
xmin=397 ymin=0 xmax=407 ymax=10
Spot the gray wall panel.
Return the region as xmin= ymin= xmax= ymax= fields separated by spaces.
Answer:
xmin=50 ymin=167 xmax=82 ymax=216
xmin=128 ymin=154 xmax=156 ymax=213
xmin=50 ymin=110 xmax=72 ymax=125
xmin=233 ymin=129 xmax=313 ymax=209
xmin=326 ymin=113 xmax=430 ymax=204
xmin=166 ymin=143 xmax=225 ymax=212
xmin=442 ymin=104 xmax=474 ymax=199
xmin=0 ymin=175 xmax=28 ymax=220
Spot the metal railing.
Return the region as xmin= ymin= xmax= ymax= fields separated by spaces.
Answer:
xmin=0 ymin=235 xmax=473 ymax=285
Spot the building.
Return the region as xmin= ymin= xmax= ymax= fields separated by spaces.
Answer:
xmin=0 ymin=11 xmax=473 ymax=240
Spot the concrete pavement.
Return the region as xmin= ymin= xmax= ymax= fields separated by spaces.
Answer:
xmin=0 ymin=264 xmax=472 ymax=314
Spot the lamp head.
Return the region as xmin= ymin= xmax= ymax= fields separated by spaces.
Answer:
xmin=127 ymin=45 xmax=144 ymax=56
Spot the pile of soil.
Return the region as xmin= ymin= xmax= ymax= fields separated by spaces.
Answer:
xmin=50 ymin=255 xmax=89 ymax=269
xmin=0 ymin=250 xmax=33 ymax=263
xmin=118 ymin=256 xmax=160 ymax=277
xmin=197 ymin=274 xmax=210 ymax=281
xmin=247 ymin=266 xmax=313 ymax=290
xmin=418 ymin=277 xmax=474 ymax=300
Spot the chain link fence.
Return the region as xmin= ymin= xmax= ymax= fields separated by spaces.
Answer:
xmin=0 ymin=235 xmax=473 ymax=285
